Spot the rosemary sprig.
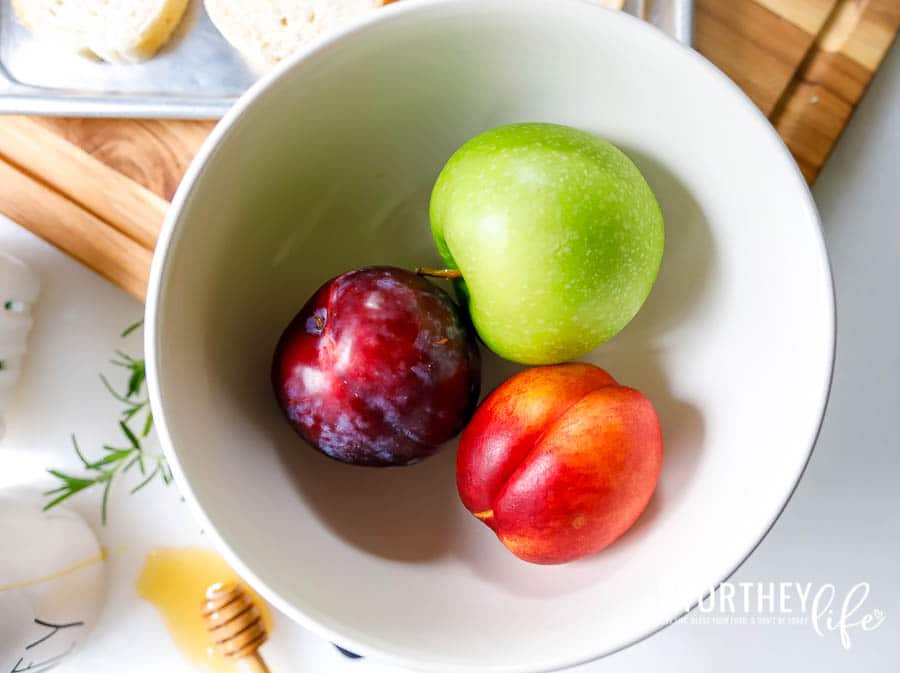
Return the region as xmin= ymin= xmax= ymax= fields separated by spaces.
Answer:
xmin=43 ymin=321 xmax=172 ymax=524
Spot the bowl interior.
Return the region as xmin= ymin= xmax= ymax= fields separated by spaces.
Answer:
xmin=149 ymin=1 xmax=834 ymax=671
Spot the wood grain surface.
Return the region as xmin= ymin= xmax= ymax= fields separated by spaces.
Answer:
xmin=772 ymin=0 xmax=900 ymax=181
xmin=33 ymin=117 xmax=214 ymax=201
xmin=0 ymin=116 xmax=168 ymax=248
xmin=0 ymin=0 xmax=897 ymax=299
xmin=0 ymin=156 xmax=152 ymax=300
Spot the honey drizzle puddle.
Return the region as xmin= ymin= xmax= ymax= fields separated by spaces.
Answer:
xmin=137 ymin=547 xmax=272 ymax=673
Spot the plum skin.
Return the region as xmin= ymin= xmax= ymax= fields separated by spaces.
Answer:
xmin=272 ymin=266 xmax=481 ymax=466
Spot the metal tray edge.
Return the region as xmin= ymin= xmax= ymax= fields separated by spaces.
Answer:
xmin=0 ymin=0 xmax=694 ymax=120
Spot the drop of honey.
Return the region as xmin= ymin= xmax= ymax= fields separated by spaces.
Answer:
xmin=137 ymin=547 xmax=272 ymax=673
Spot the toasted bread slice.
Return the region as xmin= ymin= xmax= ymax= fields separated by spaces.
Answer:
xmin=205 ymin=0 xmax=384 ymax=69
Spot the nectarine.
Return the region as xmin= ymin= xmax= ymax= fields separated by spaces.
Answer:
xmin=457 ymin=363 xmax=662 ymax=564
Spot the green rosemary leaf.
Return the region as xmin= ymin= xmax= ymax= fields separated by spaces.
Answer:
xmin=72 ymin=436 xmax=91 ymax=468
xmin=142 ymin=411 xmax=153 ymax=437
xmin=43 ymin=488 xmax=87 ymax=511
xmin=123 ymin=455 xmax=141 ymax=473
xmin=87 ymin=449 xmax=133 ymax=469
xmin=122 ymin=405 xmax=143 ymax=422
xmin=121 ymin=320 xmax=144 ymax=338
xmin=46 ymin=321 xmax=171 ymax=523
xmin=45 ymin=470 xmax=94 ymax=490
xmin=100 ymin=479 xmax=112 ymax=525
xmin=120 ymin=421 xmax=140 ymax=449
xmin=130 ymin=465 xmax=160 ymax=494
xmin=126 ymin=365 xmax=146 ymax=399
xmin=99 ymin=374 xmax=131 ymax=405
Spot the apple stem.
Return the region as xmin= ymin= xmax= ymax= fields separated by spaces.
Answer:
xmin=416 ymin=267 xmax=463 ymax=280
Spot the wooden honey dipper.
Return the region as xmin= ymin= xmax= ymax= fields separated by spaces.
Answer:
xmin=202 ymin=581 xmax=271 ymax=673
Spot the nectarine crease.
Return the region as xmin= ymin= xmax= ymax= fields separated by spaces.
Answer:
xmin=457 ymin=363 xmax=662 ymax=564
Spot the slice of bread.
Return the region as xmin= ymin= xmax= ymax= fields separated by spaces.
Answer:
xmin=94 ymin=0 xmax=191 ymax=64
xmin=205 ymin=0 xmax=385 ymax=69
xmin=11 ymin=0 xmax=97 ymax=58
xmin=11 ymin=0 xmax=189 ymax=64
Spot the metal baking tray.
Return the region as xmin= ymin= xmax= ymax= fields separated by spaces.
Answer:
xmin=0 ymin=0 xmax=692 ymax=119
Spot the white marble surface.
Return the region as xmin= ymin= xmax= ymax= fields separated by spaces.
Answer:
xmin=1 ymin=41 xmax=897 ymax=673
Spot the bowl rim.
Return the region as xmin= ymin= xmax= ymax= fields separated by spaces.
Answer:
xmin=145 ymin=0 xmax=837 ymax=670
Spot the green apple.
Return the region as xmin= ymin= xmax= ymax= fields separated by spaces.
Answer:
xmin=429 ymin=123 xmax=664 ymax=365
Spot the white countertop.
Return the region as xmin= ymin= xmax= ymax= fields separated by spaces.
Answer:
xmin=2 ymin=41 xmax=897 ymax=673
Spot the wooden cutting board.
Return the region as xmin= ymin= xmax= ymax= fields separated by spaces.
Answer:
xmin=0 ymin=0 xmax=897 ymax=302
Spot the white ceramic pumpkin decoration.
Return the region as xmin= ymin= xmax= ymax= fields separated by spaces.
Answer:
xmin=0 ymin=252 xmax=40 ymax=439
xmin=0 ymin=492 xmax=107 ymax=671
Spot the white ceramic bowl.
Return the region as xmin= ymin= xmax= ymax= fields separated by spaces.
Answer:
xmin=146 ymin=1 xmax=835 ymax=671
